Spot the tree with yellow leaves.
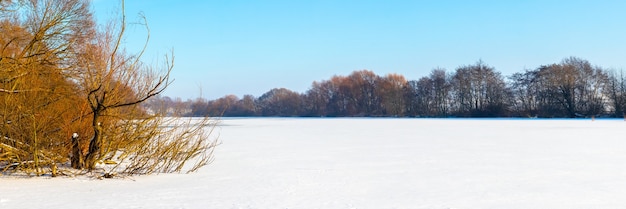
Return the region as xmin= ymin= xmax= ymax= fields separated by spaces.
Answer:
xmin=0 ymin=0 xmax=218 ymax=177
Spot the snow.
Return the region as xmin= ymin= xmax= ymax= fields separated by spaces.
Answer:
xmin=2 ymin=118 xmax=626 ymax=208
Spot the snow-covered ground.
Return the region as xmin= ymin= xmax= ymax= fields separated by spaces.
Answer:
xmin=2 ymin=118 xmax=626 ymax=209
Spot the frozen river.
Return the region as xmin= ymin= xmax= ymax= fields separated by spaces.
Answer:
xmin=2 ymin=118 xmax=626 ymax=208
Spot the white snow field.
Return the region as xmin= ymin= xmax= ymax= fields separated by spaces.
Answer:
xmin=3 ymin=118 xmax=626 ymax=209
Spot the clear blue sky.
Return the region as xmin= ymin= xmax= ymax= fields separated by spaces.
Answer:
xmin=92 ymin=0 xmax=626 ymax=100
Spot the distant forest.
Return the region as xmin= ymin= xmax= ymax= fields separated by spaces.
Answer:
xmin=144 ymin=57 xmax=626 ymax=118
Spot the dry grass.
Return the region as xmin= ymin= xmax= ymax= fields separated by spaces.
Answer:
xmin=1 ymin=115 xmax=220 ymax=178
xmin=100 ymin=116 xmax=220 ymax=176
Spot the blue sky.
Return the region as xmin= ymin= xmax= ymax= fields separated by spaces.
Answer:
xmin=92 ymin=0 xmax=626 ymax=99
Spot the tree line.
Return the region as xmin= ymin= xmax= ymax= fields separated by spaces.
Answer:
xmin=148 ymin=57 xmax=626 ymax=118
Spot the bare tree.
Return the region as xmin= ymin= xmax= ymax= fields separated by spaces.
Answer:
xmin=304 ymin=81 xmax=331 ymax=116
xmin=509 ymin=69 xmax=541 ymax=117
xmin=606 ymin=70 xmax=626 ymax=117
xmin=0 ymin=0 xmax=218 ymax=177
xmin=74 ymin=1 xmax=217 ymax=173
xmin=407 ymin=78 xmax=433 ymax=116
xmin=377 ymin=73 xmax=407 ymax=116
xmin=0 ymin=0 xmax=94 ymax=175
xmin=451 ymin=60 xmax=509 ymax=116
xmin=257 ymin=88 xmax=302 ymax=116
xmin=429 ymin=69 xmax=451 ymax=116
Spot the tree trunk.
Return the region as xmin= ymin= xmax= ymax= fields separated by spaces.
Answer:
xmin=84 ymin=112 xmax=102 ymax=170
